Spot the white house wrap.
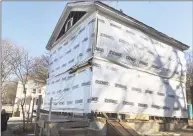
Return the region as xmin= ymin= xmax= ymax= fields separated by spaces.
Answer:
xmin=43 ymin=2 xmax=189 ymax=118
xmin=91 ymin=59 xmax=187 ymax=118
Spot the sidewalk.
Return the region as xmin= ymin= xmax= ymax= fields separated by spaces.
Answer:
xmin=9 ymin=117 xmax=23 ymax=122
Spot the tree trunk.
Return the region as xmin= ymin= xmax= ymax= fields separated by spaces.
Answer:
xmin=21 ymin=102 xmax=26 ymax=131
xmin=21 ymin=85 xmax=27 ymax=131
xmin=30 ymin=98 xmax=35 ymax=122
xmin=26 ymin=98 xmax=32 ymax=129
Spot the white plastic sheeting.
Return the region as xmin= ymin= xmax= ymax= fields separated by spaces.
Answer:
xmin=43 ymin=13 xmax=188 ymax=118
xmin=91 ymin=59 xmax=188 ymax=118
xmin=48 ymin=14 xmax=96 ymax=78
xmin=44 ymin=68 xmax=92 ymax=113
xmin=95 ymin=15 xmax=186 ymax=82
xmin=43 ymin=58 xmax=187 ymax=117
xmin=43 ymin=13 xmax=96 ymax=112
xmin=90 ymin=14 xmax=187 ymax=118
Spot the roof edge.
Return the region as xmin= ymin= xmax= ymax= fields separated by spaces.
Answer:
xmin=94 ymin=1 xmax=189 ymax=51
xmin=46 ymin=1 xmax=189 ymax=51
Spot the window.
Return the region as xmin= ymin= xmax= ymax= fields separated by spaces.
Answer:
xmin=32 ymin=89 xmax=36 ymax=93
xmin=65 ymin=18 xmax=73 ymax=32
xmin=39 ymin=90 xmax=41 ymax=93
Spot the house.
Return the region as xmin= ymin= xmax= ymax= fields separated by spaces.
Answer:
xmin=13 ymin=76 xmax=46 ymax=117
xmin=43 ymin=1 xmax=189 ymax=118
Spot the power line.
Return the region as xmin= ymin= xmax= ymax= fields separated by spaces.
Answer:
xmin=107 ymin=1 xmax=112 ymax=6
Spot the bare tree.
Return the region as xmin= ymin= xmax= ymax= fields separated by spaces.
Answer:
xmin=2 ymin=82 xmax=17 ymax=104
xmin=31 ymin=53 xmax=49 ymax=84
xmin=1 ymin=40 xmax=18 ymax=95
xmin=11 ymin=47 xmax=33 ymax=131
xmin=0 ymin=40 xmax=48 ymax=130
xmin=185 ymin=52 xmax=193 ymax=104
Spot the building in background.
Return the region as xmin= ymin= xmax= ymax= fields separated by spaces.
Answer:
xmin=13 ymin=76 xmax=46 ymax=118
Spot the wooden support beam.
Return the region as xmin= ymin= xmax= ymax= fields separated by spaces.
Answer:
xmin=30 ymin=98 xmax=35 ymax=122
xmin=34 ymin=95 xmax=42 ymax=136
xmin=48 ymin=97 xmax=53 ymax=121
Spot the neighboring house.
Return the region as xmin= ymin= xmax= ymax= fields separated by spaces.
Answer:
xmin=13 ymin=77 xmax=46 ymax=118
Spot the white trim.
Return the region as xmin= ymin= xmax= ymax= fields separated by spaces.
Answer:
xmin=51 ymin=9 xmax=96 ymax=50
xmin=46 ymin=3 xmax=95 ymax=50
xmin=67 ymin=2 xmax=94 ymax=7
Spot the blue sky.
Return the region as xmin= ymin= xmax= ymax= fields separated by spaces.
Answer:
xmin=2 ymin=1 xmax=192 ymax=57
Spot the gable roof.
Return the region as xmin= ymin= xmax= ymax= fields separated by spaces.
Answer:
xmin=46 ymin=1 xmax=189 ymax=51
xmin=46 ymin=1 xmax=94 ymax=50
